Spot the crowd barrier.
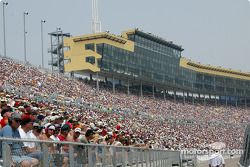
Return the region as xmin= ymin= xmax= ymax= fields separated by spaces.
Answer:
xmin=0 ymin=138 xmax=181 ymax=167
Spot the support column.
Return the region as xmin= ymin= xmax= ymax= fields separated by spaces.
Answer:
xmin=70 ymin=72 xmax=74 ymax=78
xmin=90 ymin=73 xmax=93 ymax=81
xmin=203 ymin=94 xmax=206 ymax=106
xmin=174 ymin=90 xmax=176 ymax=102
xmin=140 ymin=81 xmax=143 ymax=97
xmin=219 ymin=96 xmax=222 ymax=105
xmin=215 ymin=95 xmax=217 ymax=106
xmin=127 ymin=79 xmax=130 ymax=95
xmin=192 ymin=93 xmax=194 ymax=105
xmin=245 ymin=97 xmax=247 ymax=108
xmin=226 ymin=96 xmax=228 ymax=106
xmin=96 ymin=72 xmax=99 ymax=92
xmin=163 ymin=90 xmax=166 ymax=100
xmin=152 ymin=84 xmax=155 ymax=98
xmin=183 ymin=91 xmax=185 ymax=104
xmin=235 ymin=97 xmax=238 ymax=107
xmin=112 ymin=76 xmax=115 ymax=94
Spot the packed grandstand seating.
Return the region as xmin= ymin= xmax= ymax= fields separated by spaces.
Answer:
xmin=0 ymin=57 xmax=248 ymax=150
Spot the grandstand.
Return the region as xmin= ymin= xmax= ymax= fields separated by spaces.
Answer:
xmin=1 ymin=20 xmax=249 ymax=166
xmin=0 ymin=49 xmax=248 ymax=166
xmin=53 ymin=29 xmax=250 ymax=107
xmin=1 ymin=56 xmax=248 ymax=149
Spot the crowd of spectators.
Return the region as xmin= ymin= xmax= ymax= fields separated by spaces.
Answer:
xmin=0 ymin=57 xmax=248 ymax=159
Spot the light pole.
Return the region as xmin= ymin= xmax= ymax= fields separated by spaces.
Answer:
xmin=2 ymin=2 xmax=8 ymax=57
xmin=41 ymin=19 xmax=46 ymax=68
xmin=23 ymin=11 xmax=28 ymax=62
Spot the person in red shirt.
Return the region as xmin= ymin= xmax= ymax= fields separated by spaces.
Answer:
xmin=57 ymin=124 xmax=71 ymax=142
xmin=56 ymin=124 xmax=70 ymax=167
xmin=0 ymin=107 xmax=12 ymax=128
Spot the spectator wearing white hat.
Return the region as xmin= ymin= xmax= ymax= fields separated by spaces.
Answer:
xmin=67 ymin=128 xmax=81 ymax=143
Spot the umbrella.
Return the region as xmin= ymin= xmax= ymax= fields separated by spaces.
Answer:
xmin=209 ymin=142 xmax=226 ymax=150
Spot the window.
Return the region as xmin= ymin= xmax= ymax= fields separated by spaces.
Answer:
xmin=97 ymin=59 xmax=101 ymax=68
xmin=86 ymin=56 xmax=95 ymax=64
xmin=64 ymin=59 xmax=71 ymax=64
xmin=63 ymin=46 xmax=70 ymax=52
xmin=85 ymin=43 xmax=95 ymax=51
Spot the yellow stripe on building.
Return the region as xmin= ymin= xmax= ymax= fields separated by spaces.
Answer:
xmin=180 ymin=58 xmax=250 ymax=80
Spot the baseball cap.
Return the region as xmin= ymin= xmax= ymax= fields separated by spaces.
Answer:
xmin=61 ymin=124 xmax=71 ymax=131
xmin=48 ymin=125 xmax=56 ymax=130
xmin=10 ymin=112 xmax=22 ymax=120
xmin=33 ymin=122 xmax=40 ymax=127
xmin=74 ymin=128 xmax=81 ymax=133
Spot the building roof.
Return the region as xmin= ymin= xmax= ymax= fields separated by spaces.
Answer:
xmin=123 ymin=29 xmax=184 ymax=51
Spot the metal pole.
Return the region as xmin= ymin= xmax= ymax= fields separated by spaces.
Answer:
xmin=41 ymin=20 xmax=46 ymax=68
xmin=50 ymin=33 xmax=53 ymax=71
xmin=23 ymin=12 xmax=28 ymax=62
xmin=57 ymin=31 xmax=60 ymax=72
xmin=2 ymin=2 xmax=8 ymax=57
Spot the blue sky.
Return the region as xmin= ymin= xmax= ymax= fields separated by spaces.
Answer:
xmin=1 ymin=0 xmax=250 ymax=72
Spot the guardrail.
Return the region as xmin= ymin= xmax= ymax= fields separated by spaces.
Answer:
xmin=0 ymin=138 xmax=181 ymax=167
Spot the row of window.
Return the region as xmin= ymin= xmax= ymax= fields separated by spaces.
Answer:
xmin=85 ymin=40 xmax=250 ymax=96
xmin=129 ymin=34 xmax=181 ymax=58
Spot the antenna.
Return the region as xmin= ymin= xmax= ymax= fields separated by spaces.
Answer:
xmin=92 ymin=0 xmax=101 ymax=33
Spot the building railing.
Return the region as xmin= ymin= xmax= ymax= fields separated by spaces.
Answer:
xmin=0 ymin=137 xmax=181 ymax=167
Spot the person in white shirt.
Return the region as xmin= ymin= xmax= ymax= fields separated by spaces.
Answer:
xmin=209 ymin=150 xmax=225 ymax=167
xmin=19 ymin=116 xmax=43 ymax=160
xmin=19 ymin=116 xmax=36 ymax=149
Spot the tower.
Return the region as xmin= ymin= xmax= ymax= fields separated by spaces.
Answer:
xmin=91 ymin=0 xmax=101 ymax=33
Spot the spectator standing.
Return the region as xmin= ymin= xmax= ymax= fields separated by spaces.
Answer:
xmin=209 ymin=150 xmax=225 ymax=167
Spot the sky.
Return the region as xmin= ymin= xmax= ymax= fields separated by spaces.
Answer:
xmin=1 ymin=0 xmax=250 ymax=72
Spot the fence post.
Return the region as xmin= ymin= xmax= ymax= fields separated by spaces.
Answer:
xmin=122 ymin=147 xmax=126 ymax=167
xmin=152 ymin=150 xmax=155 ymax=167
xmin=42 ymin=143 xmax=49 ymax=167
xmin=149 ymin=150 xmax=152 ymax=167
xmin=136 ymin=148 xmax=139 ymax=167
xmin=160 ymin=151 xmax=162 ymax=167
xmin=112 ymin=146 xmax=117 ymax=166
xmin=69 ymin=145 xmax=74 ymax=167
xmin=140 ymin=148 xmax=144 ymax=165
xmin=145 ymin=149 xmax=148 ymax=167
xmin=88 ymin=145 xmax=94 ymax=167
xmin=2 ymin=142 xmax=10 ymax=167
xmin=101 ymin=145 xmax=106 ymax=165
